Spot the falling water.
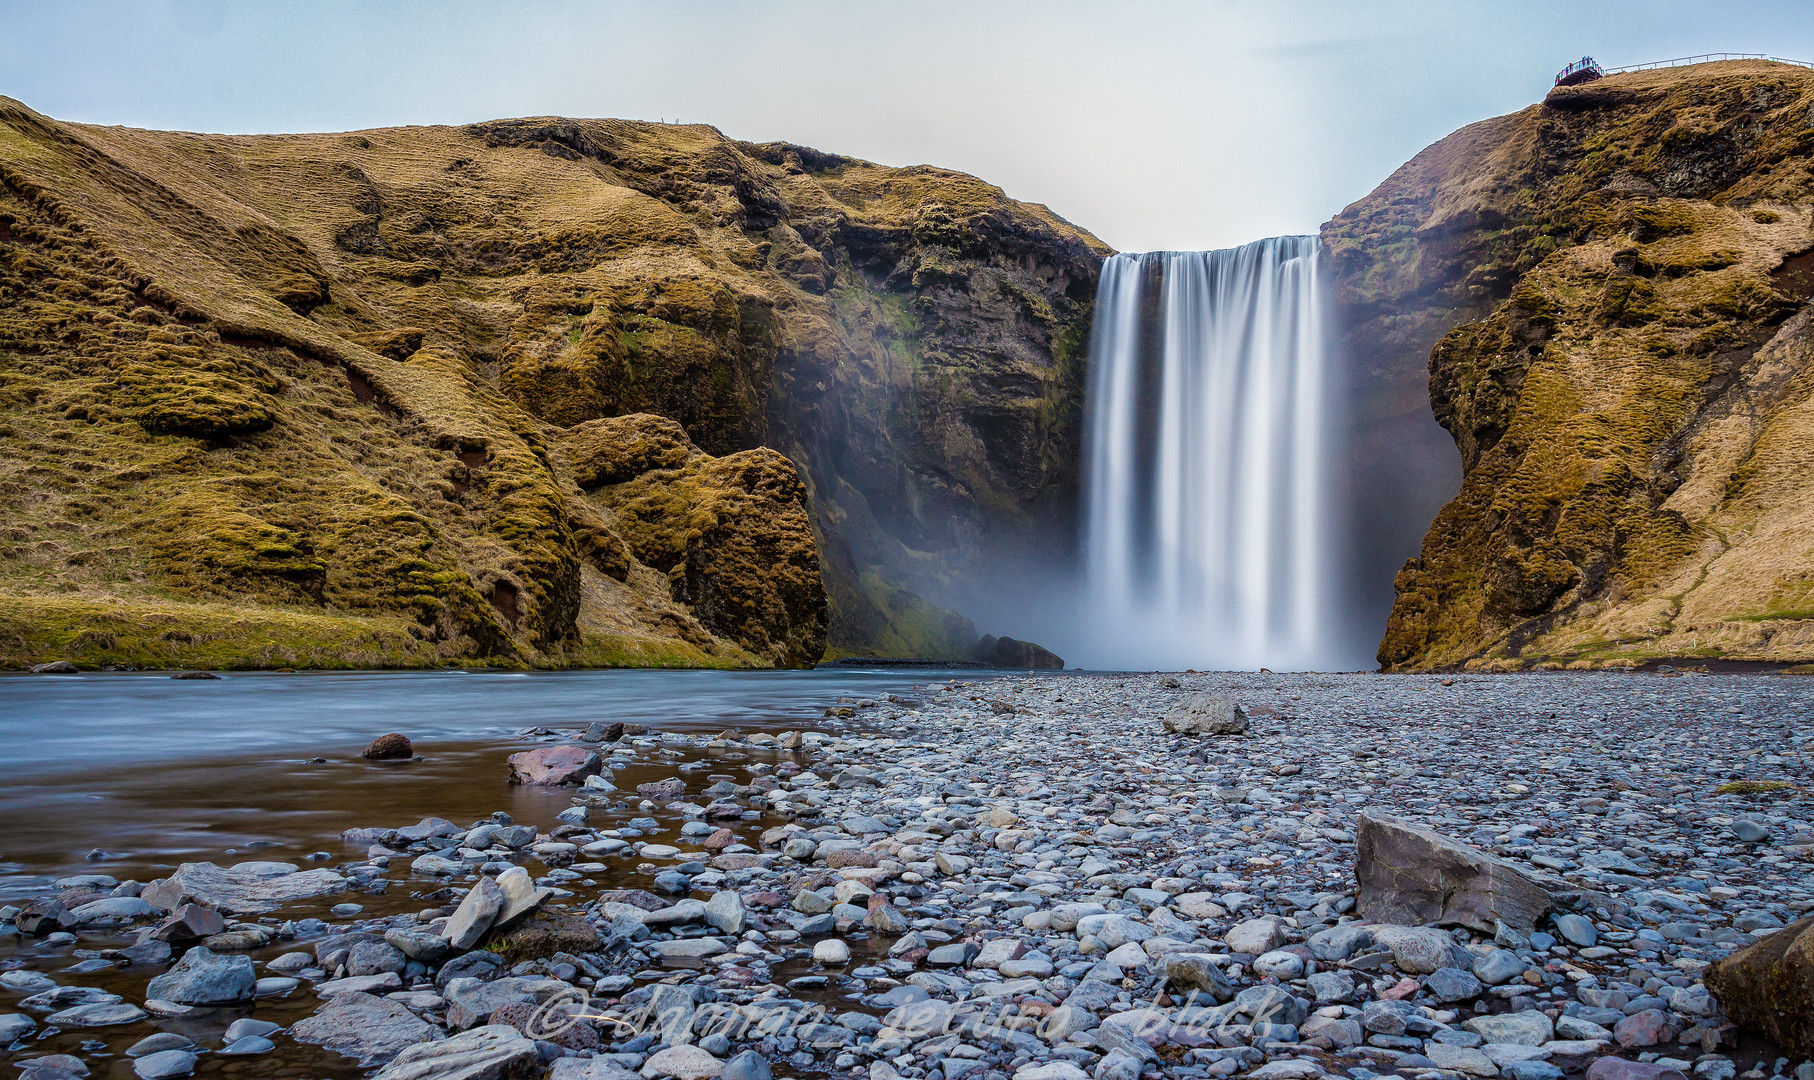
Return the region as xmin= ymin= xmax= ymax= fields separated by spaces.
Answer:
xmin=1081 ymin=236 xmax=1343 ymax=670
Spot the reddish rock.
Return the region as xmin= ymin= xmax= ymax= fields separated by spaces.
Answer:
xmin=704 ymin=799 xmax=743 ymax=819
xmin=507 ymin=745 xmax=601 ymax=786
xmin=636 ymin=778 xmax=687 ymax=797
xmin=709 ymin=854 xmax=766 ymax=871
xmin=1586 ymin=1058 xmax=1688 ymax=1080
xmin=362 ymin=733 xmax=413 ymax=760
xmin=703 ymin=829 xmax=737 ymax=852
xmin=1612 ymin=1008 xmax=1673 ymax=1048
xmin=490 ymin=1000 xmax=600 ymax=1050
xmin=1380 ymin=978 xmax=1421 ymax=1000
xmin=823 ymin=849 xmax=880 ymax=869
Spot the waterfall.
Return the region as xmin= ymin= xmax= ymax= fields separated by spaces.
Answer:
xmin=1081 ymin=236 xmax=1343 ymax=670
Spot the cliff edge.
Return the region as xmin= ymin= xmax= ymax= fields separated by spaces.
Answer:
xmin=1326 ymin=60 xmax=1814 ymax=670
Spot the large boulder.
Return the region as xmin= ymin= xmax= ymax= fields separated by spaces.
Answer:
xmin=1161 ymin=695 xmax=1249 ymax=735
xmin=142 ymin=862 xmax=348 ymax=916
xmin=1355 ymin=811 xmax=1552 ymax=931
xmin=1705 ymin=913 xmax=1814 ymax=1057
xmin=507 ymin=745 xmax=601 ymax=785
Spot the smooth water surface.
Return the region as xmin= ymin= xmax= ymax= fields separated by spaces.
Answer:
xmin=0 ymin=667 xmax=979 ymax=896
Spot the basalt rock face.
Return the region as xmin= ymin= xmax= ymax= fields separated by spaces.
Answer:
xmin=0 ymin=98 xmax=1100 ymax=668
xmin=1326 ymin=61 xmax=1814 ymax=671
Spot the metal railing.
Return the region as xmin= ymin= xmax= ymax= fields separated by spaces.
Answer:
xmin=1603 ymin=52 xmax=1814 ymax=73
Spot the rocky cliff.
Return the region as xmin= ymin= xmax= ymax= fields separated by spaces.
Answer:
xmin=0 ymin=99 xmax=1101 ymax=669
xmin=1326 ymin=60 xmax=1814 ymax=670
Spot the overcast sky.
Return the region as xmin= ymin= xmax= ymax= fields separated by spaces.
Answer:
xmin=4 ymin=0 xmax=1811 ymax=251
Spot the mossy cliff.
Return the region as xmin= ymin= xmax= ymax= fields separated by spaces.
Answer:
xmin=1325 ymin=60 xmax=1814 ymax=670
xmin=0 ymin=100 xmax=1096 ymax=668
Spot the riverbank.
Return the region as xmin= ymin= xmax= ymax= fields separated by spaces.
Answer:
xmin=2 ymin=671 xmax=1810 ymax=1080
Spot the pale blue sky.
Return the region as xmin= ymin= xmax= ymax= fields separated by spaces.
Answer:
xmin=3 ymin=0 xmax=1810 ymax=251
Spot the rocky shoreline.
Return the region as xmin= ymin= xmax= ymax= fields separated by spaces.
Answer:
xmin=2 ymin=671 xmax=1812 ymax=1080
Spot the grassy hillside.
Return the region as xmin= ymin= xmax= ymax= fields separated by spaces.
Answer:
xmin=0 ymin=100 xmax=1102 ymax=668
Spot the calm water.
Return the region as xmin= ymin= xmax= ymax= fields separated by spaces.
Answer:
xmin=0 ymin=667 xmax=984 ymax=1079
xmin=0 ymin=667 xmax=978 ymax=897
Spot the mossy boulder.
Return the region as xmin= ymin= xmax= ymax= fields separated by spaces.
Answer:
xmin=564 ymin=414 xmax=695 ymax=488
xmin=590 ymin=420 xmax=828 ymax=668
xmin=1705 ymin=914 xmax=1814 ymax=1057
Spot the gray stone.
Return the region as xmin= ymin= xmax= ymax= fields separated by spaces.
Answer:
xmin=132 ymin=1051 xmax=197 ymax=1080
xmin=1308 ymin=923 xmax=1373 ymax=961
xmin=385 ymin=928 xmax=451 ymax=962
xmin=1307 ymin=969 xmax=1356 ymax=1003
xmin=45 ymin=1002 xmax=147 ymax=1026
xmin=142 ymin=862 xmax=347 ymax=915
xmin=650 ymin=937 xmax=727 ymax=959
xmin=0 ymin=1014 xmax=36 ymax=1043
xmin=292 ymin=991 xmax=444 ymax=1066
xmin=492 ymin=866 xmax=551 ymax=929
xmin=126 ymin=1033 xmax=193 ymax=1057
xmin=1463 ymin=1010 xmax=1555 ymax=1046
xmin=220 ymin=1036 xmax=276 ymax=1055
xmin=224 ymin=1018 xmax=282 ymax=1042
xmin=1161 ymin=694 xmax=1249 ymax=735
xmin=1731 ymin=819 xmax=1769 ymax=843
xmin=1223 ymin=917 xmax=1286 ymax=954
xmin=374 ymin=1024 xmax=539 ymax=1080
xmin=1425 ymin=1043 xmax=1497 ymax=1076
xmin=346 ymin=940 xmax=408 ymax=977
xmin=1425 ymin=966 xmax=1485 ymax=1002
xmin=66 ymin=896 xmax=157 ymax=925
xmin=705 ymin=890 xmax=745 ymax=935
xmin=641 ymin=1044 xmax=725 ymax=1079
xmin=1472 ymin=947 xmax=1526 ymax=985
xmin=1371 ymin=924 xmax=1456 ymax=974
xmin=444 ymin=876 xmax=504 ymax=950
xmin=1076 ymin=913 xmax=1153 ymax=949
xmin=1553 ymin=913 xmax=1598 ymax=947
xmin=721 ymin=1051 xmax=772 ymax=1080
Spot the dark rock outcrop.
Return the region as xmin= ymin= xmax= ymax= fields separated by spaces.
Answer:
xmin=975 ymin=634 xmax=1065 ymax=670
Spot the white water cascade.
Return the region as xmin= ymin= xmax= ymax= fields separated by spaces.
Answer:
xmin=1081 ymin=236 xmax=1344 ymax=670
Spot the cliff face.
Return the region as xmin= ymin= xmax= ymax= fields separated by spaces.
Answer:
xmin=0 ymin=99 xmax=1100 ymax=669
xmin=1326 ymin=60 xmax=1814 ymax=670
